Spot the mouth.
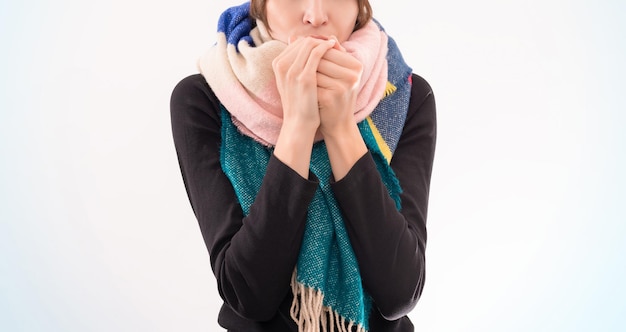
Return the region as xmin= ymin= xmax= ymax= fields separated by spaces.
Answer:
xmin=308 ymin=35 xmax=329 ymax=40
xmin=288 ymin=34 xmax=337 ymax=44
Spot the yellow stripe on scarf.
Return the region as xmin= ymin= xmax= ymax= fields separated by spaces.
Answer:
xmin=365 ymin=81 xmax=397 ymax=164
xmin=366 ymin=116 xmax=392 ymax=164
xmin=383 ymin=81 xmax=397 ymax=99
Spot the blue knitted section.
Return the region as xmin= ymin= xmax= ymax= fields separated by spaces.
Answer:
xmin=370 ymin=34 xmax=413 ymax=155
xmin=217 ymin=2 xmax=254 ymax=50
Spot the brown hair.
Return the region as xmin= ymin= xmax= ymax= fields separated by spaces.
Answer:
xmin=250 ymin=0 xmax=373 ymax=32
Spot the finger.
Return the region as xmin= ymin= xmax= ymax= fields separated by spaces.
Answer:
xmin=273 ymin=37 xmax=320 ymax=76
xmin=321 ymin=48 xmax=360 ymax=70
xmin=277 ymin=36 xmax=309 ymax=62
xmin=317 ymin=58 xmax=351 ymax=79
xmin=316 ymin=71 xmax=338 ymax=90
xmin=327 ymin=35 xmax=345 ymax=52
xmin=281 ymin=37 xmax=332 ymax=73
xmin=301 ymin=38 xmax=337 ymax=75
xmin=316 ymin=70 xmax=360 ymax=91
xmin=273 ymin=39 xmax=301 ymax=71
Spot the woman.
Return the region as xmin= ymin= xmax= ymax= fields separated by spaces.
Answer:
xmin=170 ymin=0 xmax=436 ymax=331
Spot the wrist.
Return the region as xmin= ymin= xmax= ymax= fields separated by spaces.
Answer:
xmin=323 ymin=122 xmax=367 ymax=180
xmin=273 ymin=121 xmax=318 ymax=179
xmin=320 ymin=119 xmax=358 ymax=141
xmin=281 ymin=117 xmax=320 ymax=137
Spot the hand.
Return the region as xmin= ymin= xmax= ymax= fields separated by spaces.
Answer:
xmin=315 ymin=38 xmax=363 ymax=138
xmin=315 ymin=38 xmax=367 ymax=180
xmin=271 ymin=36 xmax=337 ymax=178
xmin=272 ymin=36 xmax=338 ymax=134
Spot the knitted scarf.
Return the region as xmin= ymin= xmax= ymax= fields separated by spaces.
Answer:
xmin=199 ymin=2 xmax=413 ymax=331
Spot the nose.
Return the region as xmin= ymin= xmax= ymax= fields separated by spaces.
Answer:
xmin=303 ymin=0 xmax=328 ymax=27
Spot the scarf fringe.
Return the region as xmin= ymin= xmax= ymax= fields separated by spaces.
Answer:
xmin=290 ymin=271 xmax=368 ymax=332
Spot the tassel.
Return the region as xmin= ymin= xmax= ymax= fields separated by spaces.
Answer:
xmin=291 ymin=270 xmax=370 ymax=332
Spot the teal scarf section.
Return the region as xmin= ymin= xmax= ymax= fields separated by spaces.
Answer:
xmin=220 ymin=107 xmax=402 ymax=331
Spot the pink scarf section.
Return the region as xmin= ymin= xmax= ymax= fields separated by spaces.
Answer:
xmin=198 ymin=20 xmax=388 ymax=146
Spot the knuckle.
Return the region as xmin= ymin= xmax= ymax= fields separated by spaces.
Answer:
xmin=294 ymin=72 xmax=308 ymax=84
xmin=272 ymin=58 xmax=286 ymax=72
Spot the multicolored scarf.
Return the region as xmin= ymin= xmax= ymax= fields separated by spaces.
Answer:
xmin=199 ymin=2 xmax=413 ymax=331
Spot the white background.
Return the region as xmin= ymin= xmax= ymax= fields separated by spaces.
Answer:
xmin=1 ymin=0 xmax=625 ymax=331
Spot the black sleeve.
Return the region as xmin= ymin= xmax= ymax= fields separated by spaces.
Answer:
xmin=170 ymin=74 xmax=319 ymax=322
xmin=331 ymin=74 xmax=436 ymax=320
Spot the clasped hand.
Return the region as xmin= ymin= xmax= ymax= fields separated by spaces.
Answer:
xmin=272 ymin=36 xmax=363 ymax=139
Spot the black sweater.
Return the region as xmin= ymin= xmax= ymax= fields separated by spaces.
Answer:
xmin=170 ymin=73 xmax=436 ymax=331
